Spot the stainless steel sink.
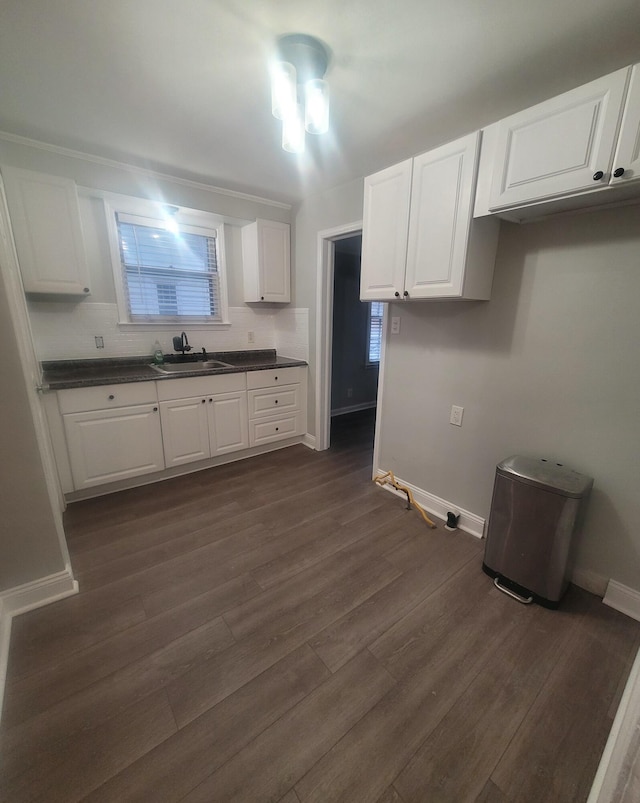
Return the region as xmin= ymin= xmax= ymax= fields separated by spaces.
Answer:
xmin=150 ymin=360 xmax=232 ymax=374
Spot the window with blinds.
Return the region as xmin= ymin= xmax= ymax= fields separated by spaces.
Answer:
xmin=114 ymin=211 xmax=226 ymax=323
xmin=367 ymin=301 xmax=384 ymax=364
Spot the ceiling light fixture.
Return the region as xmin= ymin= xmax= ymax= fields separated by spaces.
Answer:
xmin=270 ymin=34 xmax=330 ymax=154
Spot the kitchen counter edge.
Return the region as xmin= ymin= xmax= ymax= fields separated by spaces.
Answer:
xmin=42 ymin=351 xmax=308 ymax=391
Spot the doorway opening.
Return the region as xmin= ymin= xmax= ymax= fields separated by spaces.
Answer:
xmin=315 ymin=222 xmax=381 ymax=458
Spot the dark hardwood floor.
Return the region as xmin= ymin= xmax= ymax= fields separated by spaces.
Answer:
xmin=2 ymin=409 xmax=639 ymax=802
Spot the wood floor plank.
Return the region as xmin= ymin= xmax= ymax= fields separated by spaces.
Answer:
xmin=0 ymin=689 xmax=176 ymax=803
xmin=6 ymin=593 xmax=147 ymax=682
xmin=490 ymin=592 xmax=640 ymax=803
xmin=392 ymin=589 xmax=590 ymax=802
xmin=225 ymin=518 xmax=411 ymax=642
xmin=251 ymin=499 xmax=408 ymax=590
xmin=1 ymin=617 xmax=233 ymax=773
xmin=309 ymin=527 xmax=480 ymax=672
xmin=2 ymin=412 xmax=638 ymax=802
xmin=167 ymin=554 xmax=401 ymax=728
xmin=180 ymin=650 xmax=396 ymax=803
xmin=294 ymin=571 xmax=525 ymax=802
xmin=82 ymin=644 xmax=330 ymax=803
xmin=375 ymin=787 xmax=406 ymax=803
xmin=2 ymin=573 xmax=259 ymax=728
xmin=475 ymin=779 xmax=510 ymax=802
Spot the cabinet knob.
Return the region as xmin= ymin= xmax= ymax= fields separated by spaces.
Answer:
xmin=201 ymin=399 xmax=206 ymax=404
xmin=394 ymin=291 xmax=400 ymax=297
xmin=209 ymin=398 xmax=213 ymax=402
xmin=108 ymin=394 xmax=115 ymax=400
xmin=83 ymin=287 xmax=90 ymax=293
xmin=261 ymin=296 xmax=264 ymax=301
xmin=613 ymin=167 xmax=625 ymax=178
xmin=274 ymin=376 xmax=278 ymax=381
xmin=275 ymin=427 xmax=279 ymax=432
xmin=592 ymin=171 xmax=604 ymax=181
xmin=274 ymin=399 xmax=278 ymax=404
xmin=403 ymin=290 xmax=409 ymax=297
xmin=153 ymin=406 xmax=158 ymax=412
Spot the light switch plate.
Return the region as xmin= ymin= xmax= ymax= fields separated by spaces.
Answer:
xmin=391 ymin=316 xmax=401 ymax=334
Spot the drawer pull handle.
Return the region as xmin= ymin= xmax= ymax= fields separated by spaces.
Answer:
xmin=108 ymin=394 xmax=115 ymax=400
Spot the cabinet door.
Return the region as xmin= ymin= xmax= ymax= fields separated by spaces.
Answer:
xmin=207 ymin=391 xmax=249 ymax=456
xmin=405 ymin=132 xmax=479 ymax=298
xmin=2 ymin=166 xmax=90 ymax=295
xmin=159 ymin=397 xmax=210 ymax=467
xmin=611 ymin=64 xmax=640 ymax=185
xmin=242 ymin=219 xmax=290 ymax=303
xmin=489 ymin=67 xmax=630 ymax=210
xmin=360 ymin=158 xmax=412 ymax=301
xmin=63 ymin=404 xmax=164 ymax=489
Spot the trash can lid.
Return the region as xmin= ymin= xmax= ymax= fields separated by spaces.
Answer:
xmin=496 ymin=455 xmax=593 ymax=498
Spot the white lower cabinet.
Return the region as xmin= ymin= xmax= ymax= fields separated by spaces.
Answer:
xmin=54 ymin=366 xmax=306 ymax=494
xmin=246 ymin=367 xmax=307 ymax=447
xmin=58 ymin=383 xmax=164 ymax=490
xmin=157 ymin=373 xmax=249 ymax=468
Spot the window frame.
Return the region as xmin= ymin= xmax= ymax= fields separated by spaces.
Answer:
xmin=366 ymin=300 xmax=385 ymax=366
xmin=104 ymin=196 xmax=230 ymax=327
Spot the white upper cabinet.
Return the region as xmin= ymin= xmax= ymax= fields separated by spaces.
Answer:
xmin=612 ymin=64 xmax=640 ymax=184
xmin=2 ymin=166 xmax=90 ymax=295
xmin=360 ymin=158 xmax=412 ymax=301
xmin=361 ymin=132 xmax=499 ymax=302
xmin=488 ymin=66 xmax=635 ymax=211
xmin=242 ymin=219 xmax=290 ymax=303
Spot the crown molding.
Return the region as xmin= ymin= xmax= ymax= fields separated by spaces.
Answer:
xmin=0 ymin=130 xmax=292 ymax=211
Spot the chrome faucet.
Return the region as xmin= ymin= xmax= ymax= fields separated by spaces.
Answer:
xmin=173 ymin=331 xmax=192 ymax=355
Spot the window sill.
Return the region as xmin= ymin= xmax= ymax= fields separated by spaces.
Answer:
xmin=117 ymin=320 xmax=231 ymax=330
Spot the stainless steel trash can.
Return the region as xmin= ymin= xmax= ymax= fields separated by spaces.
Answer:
xmin=482 ymin=455 xmax=593 ymax=608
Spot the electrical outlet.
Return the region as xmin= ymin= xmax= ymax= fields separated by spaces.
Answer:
xmin=391 ymin=316 xmax=401 ymax=334
xmin=450 ymin=405 xmax=464 ymax=426
xmin=95 ymin=336 xmax=104 ymax=349
xmin=248 ymin=331 xmax=255 ymax=344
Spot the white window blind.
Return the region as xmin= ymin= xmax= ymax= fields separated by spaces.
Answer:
xmin=367 ymin=301 xmax=384 ymax=364
xmin=116 ymin=212 xmax=223 ymax=322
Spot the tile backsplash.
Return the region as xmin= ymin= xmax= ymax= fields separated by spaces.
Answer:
xmin=29 ymin=301 xmax=309 ymax=362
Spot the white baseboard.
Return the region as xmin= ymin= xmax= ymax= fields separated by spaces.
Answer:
xmin=375 ymin=469 xmax=485 ymax=539
xmin=588 ymin=646 xmax=640 ymax=803
xmin=0 ymin=568 xmax=78 ymax=722
xmin=604 ymin=580 xmax=640 ymax=623
xmin=302 ymin=433 xmax=317 ymax=450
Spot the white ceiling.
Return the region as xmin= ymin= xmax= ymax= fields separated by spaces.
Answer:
xmin=2 ymin=0 xmax=640 ymax=205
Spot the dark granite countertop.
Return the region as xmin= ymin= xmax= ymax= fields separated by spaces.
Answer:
xmin=42 ymin=350 xmax=307 ymax=390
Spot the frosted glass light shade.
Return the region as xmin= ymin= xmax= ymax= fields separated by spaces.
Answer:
xmin=271 ymin=61 xmax=297 ymax=121
xmin=304 ymin=78 xmax=330 ymax=134
xmin=282 ymin=104 xmax=305 ymax=153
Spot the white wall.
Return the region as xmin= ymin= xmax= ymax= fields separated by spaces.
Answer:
xmin=377 ymin=205 xmax=640 ymax=592
xmin=0 ymin=136 xmax=308 ymax=362
xmin=0 ymin=250 xmax=67 ymax=591
xmin=292 ymin=176 xmax=365 ymax=431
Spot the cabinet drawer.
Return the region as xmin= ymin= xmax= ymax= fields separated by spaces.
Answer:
xmin=249 ymin=412 xmax=304 ymax=447
xmin=248 ymin=384 xmax=300 ymax=418
xmin=246 ymin=366 xmax=306 ymax=389
xmin=157 ymin=372 xmax=246 ymax=401
xmin=58 ymin=382 xmax=158 ymax=414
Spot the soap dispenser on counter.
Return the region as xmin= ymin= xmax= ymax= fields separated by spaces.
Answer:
xmin=152 ymin=340 xmax=164 ymax=365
